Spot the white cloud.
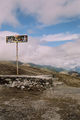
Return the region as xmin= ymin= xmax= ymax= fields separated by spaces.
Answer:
xmin=19 ymin=0 xmax=80 ymax=25
xmin=41 ymin=33 xmax=80 ymax=42
xmin=0 ymin=31 xmax=18 ymax=60
xmin=0 ymin=0 xmax=80 ymax=26
xmin=0 ymin=31 xmax=80 ymax=70
xmin=19 ymin=35 xmax=80 ymax=69
xmin=0 ymin=31 xmax=40 ymax=62
xmin=0 ymin=0 xmax=19 ymax=27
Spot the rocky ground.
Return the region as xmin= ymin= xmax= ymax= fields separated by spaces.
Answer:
xmin=0 ymin=62 xmax=80 ymax=120
xmin=0 ymin=78 xmax=80 ymax=120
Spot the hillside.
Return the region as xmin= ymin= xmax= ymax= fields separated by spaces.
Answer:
xmin=0 ymin=61 xmax=26 ymax=75
xmin=28 ymin=63 xmax=65 ymax=72
xmin=0 ymin=61 xmax=80 ymax=87
xmin=0 ymin=61 xmax=54 ymax=75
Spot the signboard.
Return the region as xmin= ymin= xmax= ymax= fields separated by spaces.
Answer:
xmin=6 ymin=35 xmax=28 ymax=43
xmin=6 ymin=35 xmax=28 ymax=75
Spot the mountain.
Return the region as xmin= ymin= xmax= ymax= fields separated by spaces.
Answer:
xmin=0 ymin=61 xmax=80 ymax=87
xmin=0 ymin=61 xmax=54 ymax=75
xmin=71 ymin=66 xmax=80 ymax=73
xmin=29 ymin=63 xmax=80 ymax=74
xmin=28 ymin=63 xmax=65 ymax=72
xmin=0 ymin=61 xmax=26 ymax=75
xmin=63 ymin=66 xmax=80 ymax=74
xmin=1 ymin=61 xmax=80 ymax=74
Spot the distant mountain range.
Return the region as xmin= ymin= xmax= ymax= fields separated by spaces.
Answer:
xmin=28 ymin=63 xmax=80 ymax=73
xmin=28 ymin=63 xmax=65 ymax=72
xmin=1 ymin=60 xmax=80 ymax=74
xmin=69 ymin=66 xmax=80 ymax=73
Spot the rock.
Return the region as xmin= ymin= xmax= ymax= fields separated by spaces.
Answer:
xmin=53 ymin=81 xmax=64 ymax=87
xmin=46 ymin=82 xmax=49 ymax=85
xmin=17 ymin=85 xmax=20 ymax=88
xmin=40 ymin=85 xmax=44 ymax=88
xmin=21 ymin=86 xmax=25 ymax=90
xmin=36 ymin=84 xmax=39 ymax=88
xmin=28 ymin=87 xmax=30 ymax=90
xmin=16 ymin=78 xmax=20 ymax=81
xmin=9 ymin=81 xmax=12 ymax=84
xmin=17 ymin=81 xmax=21 ymax=84
xmin=4 ymin=101 xmax=10 ymax=105
xmin=11 ymin=82 xmax=16 ymax=88
xmin=29 ymin=85 xmax=33 ymax=88
xmin=5 ymin=78 xmax=11 ymax=81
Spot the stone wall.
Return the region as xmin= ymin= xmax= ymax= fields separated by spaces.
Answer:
xmin=0 ymin=75 xmax=53 ymax=91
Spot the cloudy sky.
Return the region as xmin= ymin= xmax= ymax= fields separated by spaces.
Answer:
xmin=0 ymin=0 xmax=80 ymax=69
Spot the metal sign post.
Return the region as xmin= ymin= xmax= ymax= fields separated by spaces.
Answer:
xmin=6 ymin=35 xmax=28 ymax=75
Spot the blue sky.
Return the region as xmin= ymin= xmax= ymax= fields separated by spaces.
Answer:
xmin=0 ymin=0 xmax=80 ymax=68
xmin=0 ymin=8 xmax=80 ymax=47
xmin=1 ymin=10 xmax=80 ymax=35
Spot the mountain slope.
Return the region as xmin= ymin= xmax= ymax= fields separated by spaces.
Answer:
xmin=0 ymin=61 xmax=80 ymax=87
xmin=28 ymin=63 xmax=65 ymax=72
xmin=0 ymin=61 xmax=54 ymax=75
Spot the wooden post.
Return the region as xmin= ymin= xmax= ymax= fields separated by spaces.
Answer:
xmin=16 ymin=42 xmax=18 ymax=75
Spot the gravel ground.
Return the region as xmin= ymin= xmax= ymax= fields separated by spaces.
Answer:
xmin=0 ymin=84 xmax=80 ymax=120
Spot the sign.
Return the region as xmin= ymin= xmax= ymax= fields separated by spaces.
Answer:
xmin=6 ymin=35 xmax=28 ymax=43
xmin=6 ymin=35 xmax=28 ymax=75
